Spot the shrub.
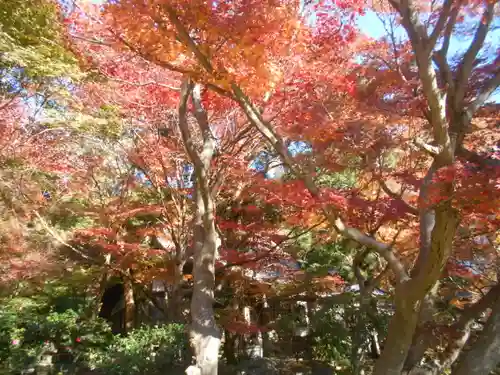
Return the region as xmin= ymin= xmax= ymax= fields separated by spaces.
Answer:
xmin=0 ymin=294 xmax=113 ymax=374
xmin=87 ymin=324 xmax=188 ymax=375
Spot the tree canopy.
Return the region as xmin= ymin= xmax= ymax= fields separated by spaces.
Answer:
xmin=0 ymin=1 xmax=499 ymax=375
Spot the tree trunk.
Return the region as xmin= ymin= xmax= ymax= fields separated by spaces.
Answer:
xmin=452 ymin=292 xmax=500 ymax=375
xmin=373 ymin=203 xmax=459 ymax=375
xmin=223 ymin=329 xmax=237 ymax=365
xmin=352 ymin=296 xmax=372 ymax=375
xmin=92 ymin=253 xmax=111 ymax=319
xmin=373 ymin=285 xmax=422 ymax=375
xmin=187 ymin=184 xmax=221 ymax=375
xmin=188 ymin=147 xmax=221 ymax=374
xmin=258 ymin=294 xmax=273 ymax=358
xmin=404 ymin=283 xmax=441 ymax=371
xmin=170 ymin=259 xmax=186 ymax=322
xmin=189 ymin=232 xmax=221 ymax=375
xmin=124 ymin=272 xmax=136 ymax=333
xmin=178 ymin=79 xmax=221 ymax=375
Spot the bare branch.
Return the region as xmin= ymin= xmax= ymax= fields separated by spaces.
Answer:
xmin=335 ymin=218 xmax=410 ymax=283
xmin=433 ymin=51 xmax=454 ymax=91
xmin=70 ymin=34 xmax=111 ymax=46
xmin=390 ymin=0 xmax=429 ymax=46
xmin=151 ymin=5 xmax=233 ymax=101
xmin=413 ymin=137 xmax=443 ymax=156
xmin=33 ymin=210 xmax=93 ymax=261
xmin=380 ymin=180 xmax=419 ymax=215
xmin=100 ymin=71 xmax=180 ymax=91
xmin=192 ymin=84 xmax=211 ymax=135
xmin=229 ymin=81 xmax=411 ymax=283
xmin=354 ymin=248 xmax=371 ymax=290
xmin=432 ymin=2 xmax=460 ymax=92
xmin=113 ymin=31 xmax=194 ymax=76
xmin=441 ymin=3 xmax=460 ymax=58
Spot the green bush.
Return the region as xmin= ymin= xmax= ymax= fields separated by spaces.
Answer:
xmin=0 ymin=293 xmax=113 ymax=374
xmin=87 ymin=324 xmax=188 ymax=375
xmin=311 ymin=305 xmax=352 ymax=367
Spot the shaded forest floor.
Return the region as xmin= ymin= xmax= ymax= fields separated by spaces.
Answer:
xmin=77 ymin=358 xmax=337 ymax=375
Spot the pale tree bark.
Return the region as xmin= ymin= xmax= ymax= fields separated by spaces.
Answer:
xmin=153 ymin=221 xmax=190 ymax=322
xmin=161 ymin=236 xmax=187 ymax=322
xmin=177 ymin=79 xmax=221 ymax=375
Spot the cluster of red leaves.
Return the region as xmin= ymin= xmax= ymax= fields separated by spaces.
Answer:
xmin=0 ymin=92 xmax=91 ymax=283
xmin=60 ymin=0 xmax=499 ymax=309
xmin=346 ymin=195 xmax=414 ymax=229
xmin=249 ymin=179 xmax=348 ymax=226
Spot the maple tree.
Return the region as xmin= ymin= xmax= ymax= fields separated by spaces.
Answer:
xmin=75 ymin=0 xmax=498 ymax=374
xmin=354 ymin=2 xmax=500 ymax=375
xmin=1 ymin=0 xmax=499 ymax=375
xmin=0 ymin=0 xmax=85 ymax=284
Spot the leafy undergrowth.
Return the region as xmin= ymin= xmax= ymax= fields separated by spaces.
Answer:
xmin=0 ymin=290 xmax=188 ymax=375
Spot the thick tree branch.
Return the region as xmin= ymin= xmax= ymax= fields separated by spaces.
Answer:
xmin=177 ymin=78 xmax=201 ymax=169
xmin=440 ymin=9 xmax=456 ymax=57
xmin=465 ymin=69 xmax=500 ymax=120
xmin=235 ymin=85 xmax=411 ymax=283
xmin=457 ymin=146 xmax=500 ymax=167
xmin=435 ymin=2 xmax=458 ymax=74
xmin=433 ymin=50 xmax=454 ymax=91
xmin=113 ymin=31 xmax=194 ymax=76
xmin=428 ymin=0 xmax=454 ymax=52
xmin=177 ymin=79 xmax=215 ymax=212
xmin=269 ymin=292 xmax=354 ymax=305
xmin=452 ymin=283 xmax=500 ymax=375
xmin=354 ymin=248 xmax=371 ymax=290
xmin=390 ymin=0 xmax=451 ymax=151
xmin=229 ymin=83 xmax=410 ymax=283
xmin=436 ymin=283 xmax=500 ymax=371
xmin=389 ymin=0 xmax=428 ymax=44
xmin=192 ymin=84 xmax=212 ymax=142
xmin=432 ymin=2 xmax=459 ymax=96
xmin=454 ymin=2 xmax=496 ymax=110
xmin=404 ymin=284 xmax=500 ymax=375
xmin=33 ymin=210 xmax=93 ymax=261
xmin=338 ymin=221 xmax=410 ymax=283
xmin=161 ymin=5 xmax=215 ymax=75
